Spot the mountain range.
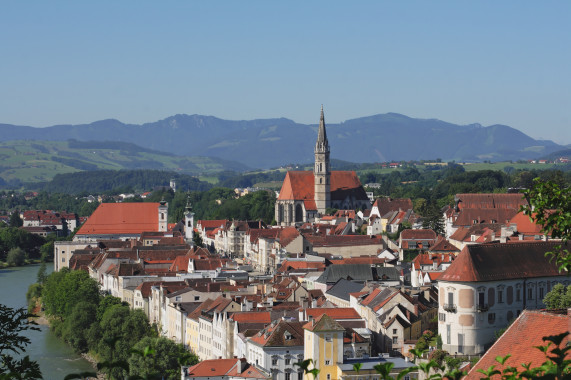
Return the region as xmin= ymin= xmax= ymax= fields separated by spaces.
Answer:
xmin=0 ymin=113 xmax=564 ymax=169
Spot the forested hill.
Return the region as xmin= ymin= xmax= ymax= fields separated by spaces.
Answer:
xmin=35 ymin=170 xmax=212 ymax=194
xmin=0 ymin=113 xmax=563 ymax=168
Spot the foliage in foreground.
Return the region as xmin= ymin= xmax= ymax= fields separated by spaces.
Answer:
xmin=295 ymin=332 xmax=570 ymax=379
xmin=0 ymin=304 xmax=42 ymax=380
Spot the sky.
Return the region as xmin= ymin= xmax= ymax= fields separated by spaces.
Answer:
xmin=1 ymin=1 xmax=570 ymax=145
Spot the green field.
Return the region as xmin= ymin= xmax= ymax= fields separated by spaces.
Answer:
xmin=0 ymin=140 xmax=245 ymax=183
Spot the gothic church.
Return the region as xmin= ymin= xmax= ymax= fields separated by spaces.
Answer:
xmin=275 ymin=107 xmax=370 ymax=226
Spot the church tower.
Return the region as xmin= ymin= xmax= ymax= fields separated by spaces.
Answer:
xmin=314 ymin=105 xmax=331 ymax=214
xmin=184 ymin=194 xmax=195 ymax=244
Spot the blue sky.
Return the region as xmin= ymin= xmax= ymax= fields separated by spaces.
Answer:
xmin=1 ymin=1 xmax=570 ymax=144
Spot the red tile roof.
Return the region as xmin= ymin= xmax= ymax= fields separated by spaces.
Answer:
xmin=304 ymin=234 xmax=384 ymax=247
xmin=305 ymin=307 xmax=361 ymax=320
xmin=278 ymin=171 xmax=367 ymax=208
xmin=453 ymin=208 xmax=518 ymax=227
xmin=229 ymin=312 xmax=272 ymax=324
xmin=277 ymin=227 xmax=300 ymax=247
xmin=372 ymin=198 xmax=413 ymax=216
xmin=468 ymin=310 xmax=570 ymax=378
xmin=455 ymin=193 xmax=527 ymax=210
xmin=185 ymin=358 xmax=267 ymax=379
xmin=77 ymin=203 xmax=161 ymax=235
xmin=509 ymin=211 xmax=549 ymax=235
xmin=198 ymin=219 xmax=228 ymax=230
xmin=439 ymin=241 xmax=566 ymax=282
xmin=412 ymin=252 xmax=455 ymax=270
xmin=400 ymin=229 xmax=437 ymax=240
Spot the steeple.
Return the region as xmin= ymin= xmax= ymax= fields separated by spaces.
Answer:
xmin=315 ymin=105 xmax=329 ymax=153
xmin=184 ymin=193 xmax=195 ymax=243
xmin=314 ymin=105 xmax=331 ymax=214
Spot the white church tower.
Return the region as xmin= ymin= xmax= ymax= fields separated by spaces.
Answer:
xmin=314 ymin=105 xmax=331 ymax=214
xmin=158 ymin=199 xmax=168 ymax=232
xmin=184 ymin=195 xmax=195 ymax=244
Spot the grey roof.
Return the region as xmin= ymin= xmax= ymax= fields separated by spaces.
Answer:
xmin=375 ymin=267 xmax=401 ymax=281
xmin=316 ymin=264 xmax=375 ymax=284
xmin=325 ymin=278 xmax=365 ymax=301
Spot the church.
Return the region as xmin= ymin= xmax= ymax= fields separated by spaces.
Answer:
xmin=275 ymin=107 xmax=371 ymax=226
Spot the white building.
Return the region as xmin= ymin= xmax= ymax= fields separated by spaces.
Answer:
xmin=437 ymin=241 xmax=570 ymax=355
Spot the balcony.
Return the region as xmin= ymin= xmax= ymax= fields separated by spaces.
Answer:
xmin=443 ymin=303 xmax=457 ymax=313
xmin=476 ymin=303 xmax=489 ymax=312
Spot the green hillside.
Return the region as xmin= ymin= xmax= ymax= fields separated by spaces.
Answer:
xmin=0 ymin=140 xmax=248 ymax=184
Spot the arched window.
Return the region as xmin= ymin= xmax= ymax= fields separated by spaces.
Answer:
xmin=278 ymin=204 xmax=284 ymax=222
xmin=295 ymin=204 xmax=303 ymax=222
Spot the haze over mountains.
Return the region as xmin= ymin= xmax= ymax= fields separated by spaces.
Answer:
xmin=0 ymin=113 xmax=563 ymax=169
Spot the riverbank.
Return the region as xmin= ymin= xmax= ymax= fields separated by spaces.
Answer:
xmin=0 ymin=259 xmax=45 ymax=269
xmin=30 ymin=297 xmax=105 ymax=379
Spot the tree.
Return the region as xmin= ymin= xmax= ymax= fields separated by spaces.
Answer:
xmin=36 ymin=262 xmax=48 ymax=285
xmin=6 ymin=247 xmax=26 ymax=266
xmin=9 ymin=212 xmax=23 ymax=227
xmin=543 ymin=283 xmax=571 ymax=309
xmin=128 ymin=337 xmax=199 ymax=380
xmin=193 ymin=233 xmax=205 ymax=248
xmin=0 ymin=305 xmax=42 ymax=379
xmin=522 ymin=178 xmax=571 ymax=272
xmin=42 ymin=268 xmax=100 ymax=318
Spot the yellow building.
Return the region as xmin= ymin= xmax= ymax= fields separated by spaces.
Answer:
xmin=303 ymin=314 xmax=344 ymax=380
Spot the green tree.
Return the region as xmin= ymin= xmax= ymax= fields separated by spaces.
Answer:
xmin=0 ymin=305 xmax=42 ymax=379
xmin=128 ymin=337 xmax=199 ymax=380
xmin=42 ymin=268 xmax=100 ymax=318
xmin=522 ymin=178 xmax=571 ymax=271
xmin=6 ymin=247 xmax=26 ymax=266
xmin=543 ymin=283 xmax=571 ymax=309
xmin=9 ymin=212 xmax=23 ymax=227
xmin=62 ymin=301 xmax=98 ymax=353
xmin=36 ymin=262 xmax=48 ymax=284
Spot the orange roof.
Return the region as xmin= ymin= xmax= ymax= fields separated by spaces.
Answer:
xmin=229 ymin=312 xmax=272 ymax=324
xmin=509 ymin=211 xmax=549 ymax=235
xmin=468 ymin=310 xmax=569 ymax=378
xmin=277 ymin=171 xmax=366 ymax=208
xmin=305 ymin=307 xmax=360 ymax=320
xmin=455 ymin=193 xmax=527 ymax=210
xmin=198 ymin=220 xmax=228 ymax=230
xmin=77 ymin=203 xmax=161 ymax=235
xmin=185 ymin=358 xmax=267 ymax=379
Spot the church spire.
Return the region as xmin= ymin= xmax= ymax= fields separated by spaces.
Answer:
xmin=316 ymin=104 xmax=329 ymax=153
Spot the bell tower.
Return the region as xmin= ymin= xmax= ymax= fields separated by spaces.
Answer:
xmin=184 ymin=194 xmax=195 ymax=244
xmin=314 ymin=105 xmax=331 ymax=214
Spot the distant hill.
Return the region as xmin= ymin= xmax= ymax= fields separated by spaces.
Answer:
xmin=0 ymin=113 xmax=563 ymax=169
xmin=0 ymin=140 xmax=249 ymax=185
xmin=539 ymin=148 xmax=571 ymax=161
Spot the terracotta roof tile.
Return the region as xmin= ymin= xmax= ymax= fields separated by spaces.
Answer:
xmin=455 ymin=193 xmax=527 ymax=210
xmin=439 ymin=241 xmax=566 ymax=282
xmin=278 ymin=171 xmax=367 ymax=207
xmin=77 ymin=203 xmax=161 ymax=235
xmin=468 ymin=310 xmax=570 ymax=378
xmin=305 ymin=307 xmax=361 ymax=320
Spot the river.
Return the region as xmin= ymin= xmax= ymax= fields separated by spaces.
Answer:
xmin=0 ymin=264 xmax=96 ymax=379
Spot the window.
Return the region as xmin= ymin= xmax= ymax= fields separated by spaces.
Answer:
xmin=298 ymin=372 xmax=303 ymax=380
xmin=448 ymin=292 xmax=454 ymax=305
xmin=327 ymin=375 xmax=331 ymax=380
xmin=539 ymin=287 xmax=544 ymax=299
xmin=516 ymin=289 xmax=521 ymax=302
xmin=488 ymin=313 xmax=496 ymax=324
xmin=446 ymin=325 xmax=451 ymax=344
xmin=194 ymin=296 xmax=200 ymax=301
xmin=325 ymin=335 xmax=332 ymax=342
xmin=272 ymin=358 xmax=278 ymax=366
xmin=285 ymin=373 xmax=291 ymax=380
xmin=392 ymin=329 xmax=397 ymax=334
xmin=498 ymin=290 xmax=503 ymax=303
xmin=285 ymin=358 xmax=291 ymax=365
xmin=439 ymin=313 xmax=446 ymax=322
xmin=62 ymin=257 xmax=65 ymax=262
xmin=478 ymin=292 xmax=485 ymax=306
xmin=392 ymin=336 xmax=398 ymax=344
xmin=528 ymin=288 xmax=534 ymax=300
xmin=325 ymin=360 xmax=330 ymax=365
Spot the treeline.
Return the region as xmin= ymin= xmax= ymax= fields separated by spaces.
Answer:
xmin=33 ymin=269 xmax=198 ymax=379
xmin=0 ymin=223 xmax=50 ymax=264
xmin=0 ymin=191 xmax=99 ymax=217
xmin=149 ymin=187 xmax=276 ymax=224
xmin=34 ymin=169 xmax=212 ymax=194
xmin=361 ymin=165 xmax=571 ymax=213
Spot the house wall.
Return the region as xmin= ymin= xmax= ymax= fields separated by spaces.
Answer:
xmin=54 ymin=241 xmax=90 ymax=271
xmin=438 ymin=276 xmax=571 ymax=354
